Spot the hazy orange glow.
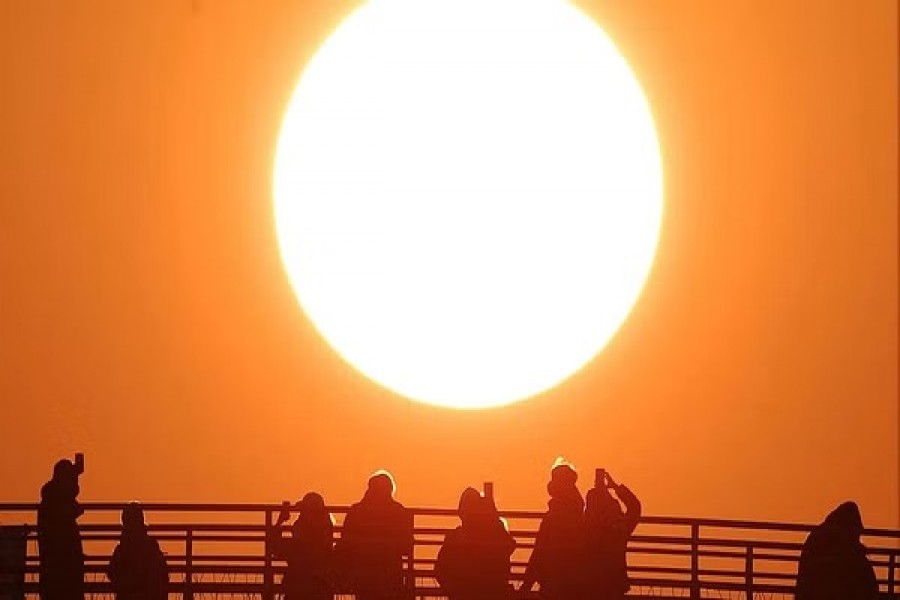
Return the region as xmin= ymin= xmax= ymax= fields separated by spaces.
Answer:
xmin=0 ymin=1 xmax=896 ymax=529
xmin=274 ymin=0 xmax=663 ymax=409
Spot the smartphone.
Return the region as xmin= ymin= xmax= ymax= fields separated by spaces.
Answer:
xmin=277 ymin=501 xmax=292 ymax=523
xmin=483 ymin=481 xmax=494 ymax=501
xmin=74 ymin=453 xmax=85 ymax=475
xmin=595 ymin=468 xmax=606 ymax=489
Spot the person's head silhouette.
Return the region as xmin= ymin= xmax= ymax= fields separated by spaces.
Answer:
xmin=457 ymin=487 xmax=482 ymax=525
xmin=365 ymin=471 xmax=396 ymax=502
xmin=547 ymin=459 xmax=578 ymax=499
xmin=52 ymin=459 xmax=76 ymax=481
xmin=293 ymin=491 xmax=333 ymax=539
xmin=301 ymin=491 xmax=326 ymax=512
xmin=299 ymin=492 xmax=328 ymax=523
xmin=121 ymin=502 xmax=147 ymax=535
xmin=50 ymin=459 xmax=80 ymax=497
xmin=545 ymin=458 xmax=583 ymax=514
xmin=824 ymin=501 xmax=865 ymax=539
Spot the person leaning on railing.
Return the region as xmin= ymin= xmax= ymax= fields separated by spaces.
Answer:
xmin=268 ymin=492 xmax=335 ymax=600
xmin=435 ymin=487 xmax=516 ymax=600
xmin=107 ymin=502 xmax=167 ymax=600
xmin=334 ymin=471 xmax=414 ymax=600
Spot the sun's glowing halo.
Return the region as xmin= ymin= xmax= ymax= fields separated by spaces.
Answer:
xmin=274 ymin=0 xmax=663 ymax=409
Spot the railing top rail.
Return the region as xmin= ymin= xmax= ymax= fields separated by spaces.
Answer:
xmin=1 ymin=502 xmax=898 ymax=537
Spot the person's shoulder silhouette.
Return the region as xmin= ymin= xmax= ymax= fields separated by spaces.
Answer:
xmin=345 ymin=471 xmax=412 ymax=544
xmin=336 ymin=471 xmax=412 ymax=600
xmin=107 ymin=502 xmax=167 ymax=600
xmin=796 ymin=501 xmax=877 ymax=600
xmin=437 ymin=487 xmax=515 ymax=600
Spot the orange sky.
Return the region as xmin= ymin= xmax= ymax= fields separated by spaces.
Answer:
xmin=1 ymin=0 xmax=897 ymax=528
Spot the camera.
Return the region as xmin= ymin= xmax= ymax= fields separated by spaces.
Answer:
xmin=74 ymin=453 xmax=85 ymax=475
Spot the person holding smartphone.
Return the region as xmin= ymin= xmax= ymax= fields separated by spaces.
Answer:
xmin=435 ymin=487 xmax=515 ymax=600
xmin=37 ymin=455 xmax=86 ymax=600
xmin=582 ymin=469 xmax=641 ymax=600
xmin=269 ymin=492 xmax=335 ymax=600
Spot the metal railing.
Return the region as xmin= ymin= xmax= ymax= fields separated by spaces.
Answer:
xmin=1 ymin=502 xmax=898 ymax=599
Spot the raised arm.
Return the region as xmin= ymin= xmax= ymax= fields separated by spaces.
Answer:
xmin=615 ymin=484 xmax=642 ymax=535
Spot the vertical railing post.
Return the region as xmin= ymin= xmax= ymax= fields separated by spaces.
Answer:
xmin=263 ymin=508 xmax=274 ymax=600
xmin=406 ymin=509 xmax=416 ymax=600
xmin=888 ymin=551 xmax=896 ymax=596
xmin=744 ymin=545 xmax=753 ymax=600
xmin=690 ymin=523 xmax=700 ymax=600
xmin=184 ymin=527 xmax=193 ymax=600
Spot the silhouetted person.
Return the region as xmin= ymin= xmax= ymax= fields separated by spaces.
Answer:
xmin=795 ymin=501 xmax=878 ymax=600
xmin=269 ymin=492 xmax=335 ymax=600
xmin=37 ymin=457 xmax=85 ymax=600
xmin=107 ymin=503 xmax=167 ymax=600
xmin=436 ymin=487 xmax=516 ymax=600
xmin=336 ymin=471 xmax=413 ymax=600
xmin=583 ymin=470 xmax=641 ymax=600
xmin=521 ymin=460 xmax=586 ymax=600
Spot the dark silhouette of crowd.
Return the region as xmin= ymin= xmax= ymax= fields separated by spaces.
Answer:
xmin=32 ymin=456 xmax=881 ymax=600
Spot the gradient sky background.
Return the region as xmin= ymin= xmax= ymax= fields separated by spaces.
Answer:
xmin=1 ymin=0 xmax=897 ymax=528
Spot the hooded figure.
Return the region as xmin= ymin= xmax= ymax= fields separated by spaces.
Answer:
xmin=583 ymin=472 xmax=641 ymax=600
xmin=435 ymin=488 xmax=515 ymax=600
xmin=37 ymin=459 xmax=85 ymax=600
xmin=521 ymin=461 xmax=587 ymax=600
xmin=269 ymin=492 xmax=335 ymax=600
xmin=107 ymin=503 xmax=168 ymax=600
xmin=795 ymin=502 xmax=877 ymax=600
xmin=335 ymin=471 xmax=413 ymax=600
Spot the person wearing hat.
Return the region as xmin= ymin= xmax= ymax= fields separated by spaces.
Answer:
xmin=521 ymin=459 xmax=587 ymax=600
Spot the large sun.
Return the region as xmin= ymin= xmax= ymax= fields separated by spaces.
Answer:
xmin=274 ymin=0 xmax=662 ymax=409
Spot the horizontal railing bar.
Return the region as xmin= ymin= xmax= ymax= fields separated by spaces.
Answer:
xmin=3 ymin=502 xmax=897 ymax=536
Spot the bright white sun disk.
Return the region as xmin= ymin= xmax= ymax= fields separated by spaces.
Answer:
xmin=274 ymin=0 xmax=663 ymax=409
